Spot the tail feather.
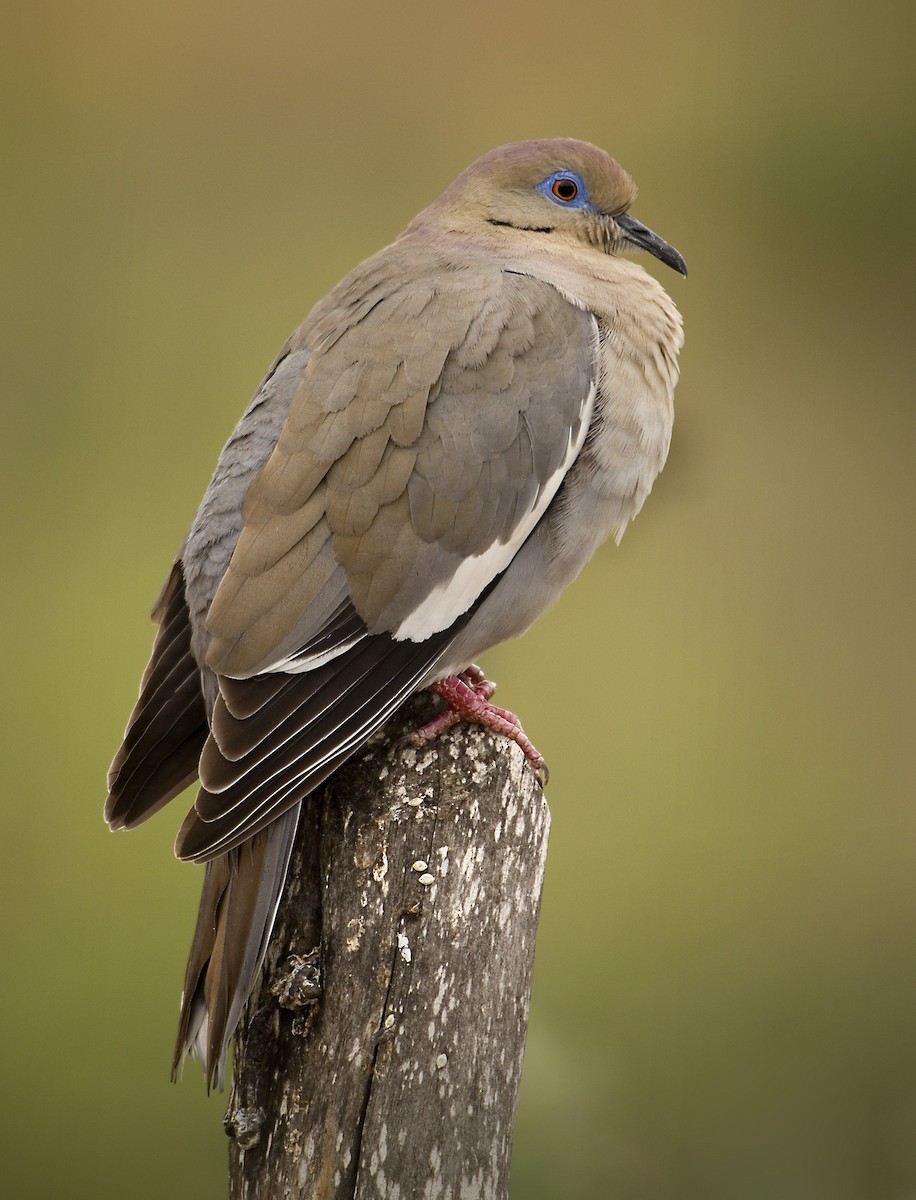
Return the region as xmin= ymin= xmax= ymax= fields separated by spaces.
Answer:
xmin=171 ymin=804 xmax=301 ymax=1090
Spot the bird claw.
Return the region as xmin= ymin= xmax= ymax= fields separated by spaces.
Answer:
xmin=409 ymin=666 xmax=548 ymax=785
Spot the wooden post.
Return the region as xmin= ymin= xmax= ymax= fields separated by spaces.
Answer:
xmin=225 ymin=695 xmax=550 ymax=1200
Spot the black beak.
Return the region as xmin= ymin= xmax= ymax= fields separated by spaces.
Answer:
xmin=615 ymin=212 xmax=687 ymax=277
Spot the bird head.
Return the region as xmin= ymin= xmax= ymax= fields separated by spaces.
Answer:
xmin=412 ymin=138 xmax=687 ymax=276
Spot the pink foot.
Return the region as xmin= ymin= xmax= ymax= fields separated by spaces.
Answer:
xmin=409 ymin=665 xmax=548 ymax=784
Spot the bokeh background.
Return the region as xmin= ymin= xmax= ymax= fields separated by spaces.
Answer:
xmin=2 ymin=1 xmax=914 ymax=1196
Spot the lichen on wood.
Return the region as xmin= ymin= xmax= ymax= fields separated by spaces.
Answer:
xmin=226 ymin=694 xmax=550 ymax=1200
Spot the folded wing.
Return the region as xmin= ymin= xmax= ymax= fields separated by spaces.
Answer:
xmin=178 ymin=266 xmax=598 ymax=861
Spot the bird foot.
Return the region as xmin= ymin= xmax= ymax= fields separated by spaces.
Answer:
xmin=409 ymin=665 xmax=548 ymax=784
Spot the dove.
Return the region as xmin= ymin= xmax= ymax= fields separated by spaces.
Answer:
xmin=106 ymin=138 xmax=685 ymax=1087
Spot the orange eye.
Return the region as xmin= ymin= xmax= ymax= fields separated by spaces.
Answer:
xmin=551 ymin=177 xmax=579 ymax=202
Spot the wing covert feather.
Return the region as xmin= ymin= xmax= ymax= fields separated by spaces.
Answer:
xmin=206 ymin=261 xmax=597 ymax=677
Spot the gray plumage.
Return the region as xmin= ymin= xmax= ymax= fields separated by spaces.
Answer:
xmin=105 ymin=137 xmax=685 ymax=1088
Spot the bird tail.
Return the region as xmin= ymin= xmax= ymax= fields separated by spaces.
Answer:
xmin=171 ymin=803 xmax=301 ymax=1090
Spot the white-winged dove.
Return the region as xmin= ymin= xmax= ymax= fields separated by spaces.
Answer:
xmin=105 ymin=138 xmax=685 ymax=1087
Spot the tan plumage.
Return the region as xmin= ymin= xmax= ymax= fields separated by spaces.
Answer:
xmin=106 ymin=138 xmax=686 ymax=1087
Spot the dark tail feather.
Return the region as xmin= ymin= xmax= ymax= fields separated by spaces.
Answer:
xmin=171 ymin=803 xmax=301 ymax=1090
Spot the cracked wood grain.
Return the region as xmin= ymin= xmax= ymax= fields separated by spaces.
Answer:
xmin=226 ymin=693 xmax=550 ymax=1200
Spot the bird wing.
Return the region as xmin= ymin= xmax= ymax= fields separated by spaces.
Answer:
xmin=176 ymin=264 xmax=599 ymax=862
xmin=105 ymin=561 xmax=208 ymax=830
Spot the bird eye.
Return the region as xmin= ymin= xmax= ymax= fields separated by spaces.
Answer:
xmin=551 ymin=176 xmax=579 ymax=202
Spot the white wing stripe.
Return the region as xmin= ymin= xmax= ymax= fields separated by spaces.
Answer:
xmin=392 ymin=378 xmax=598 ymax=643
xmin=262 ymin=634 xmax=364 ymax=675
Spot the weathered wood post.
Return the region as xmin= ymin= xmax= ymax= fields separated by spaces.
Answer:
xmin=225 ymin=694 xmax=550 ymax=1199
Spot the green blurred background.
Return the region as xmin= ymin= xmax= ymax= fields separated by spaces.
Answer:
xmin=2 ymin=1 xmax=914 ymax=1196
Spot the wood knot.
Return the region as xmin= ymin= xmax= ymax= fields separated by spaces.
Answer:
xmin=270 ymin=949 xmax=322 ymax=1011
xmin=224 ymin=1105 xmax=264 ymax=1149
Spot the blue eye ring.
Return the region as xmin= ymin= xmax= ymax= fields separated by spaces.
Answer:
xmin=538 ymin=170 xmax=590 ymax=208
